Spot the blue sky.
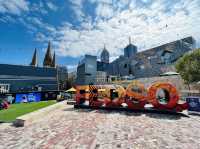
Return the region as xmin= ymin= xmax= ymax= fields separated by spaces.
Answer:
xmin=0 ymin=0 xmax=200 ymax=72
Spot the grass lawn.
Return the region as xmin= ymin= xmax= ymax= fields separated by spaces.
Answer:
xmin=0 ymin=100 xmax=57 ymax=122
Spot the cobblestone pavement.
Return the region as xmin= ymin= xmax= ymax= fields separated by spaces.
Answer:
xmin=0 ymin=105 xmax=200 ymax=149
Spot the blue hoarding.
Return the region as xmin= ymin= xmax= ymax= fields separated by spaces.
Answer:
xmin=15 ymin=93 xmax=41 ymax=103
xmin=186 ymin=96 xmax=200 ymax=112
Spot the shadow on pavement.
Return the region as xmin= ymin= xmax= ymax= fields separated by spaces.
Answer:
xmin=63 ymin=107 xmax=76 ymax=111
xmin=70 ymin=105 xmax=189 ymax=120
xmin=188 ymin=112 xmax=200 ymax=117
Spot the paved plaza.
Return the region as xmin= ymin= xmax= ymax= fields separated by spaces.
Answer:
xmin=0 ymin=104 xmax=200 ymax=149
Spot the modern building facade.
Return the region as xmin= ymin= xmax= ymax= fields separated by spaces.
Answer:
xmin=76 ymin=55 xmax=97 ymax=85
xmin=57 ymin=66 xmax=68 ymax=90
xmin=96 ymin=71 xmax=109 ymax=84
xmin=108 ymin=36 xmax=196 ymax=78
xmin=0 ymin=64 xmax=57 ymax=92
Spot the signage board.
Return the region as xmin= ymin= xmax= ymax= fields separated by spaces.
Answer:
xmin=15 ymin=93 xmax=41 ymax=103
xmin=186 ymin=96 xmax=200 ymax=112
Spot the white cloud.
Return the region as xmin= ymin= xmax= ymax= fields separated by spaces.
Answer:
xmin=95 ymin=3 xmax=114 ymax=19
xmin=49 ymin=0 xmax=200 ymax=59
xmin=35 ymin=33 xmax=46 ymax=42
xmin=30 ymin=2 xmax=48 ymax=15
xmin=46 ymin=2 xmax=58 ymax=11
xmin=23 ymin=16 xmax=57 ymax=38
xmin=0 ymin=0 xmax=29 ymax=15
xmin=3 ymin=0 xmax=199 ymax=61
xmin=113 ymin=0 xmax=130 ymax=10
xmin=69 ymin=0 xmax=85 ymax=22
xmin=0 ymin=15 xmax=16 ymax=23
xmin=88 ymin=0 xmax=112 ymax=4
xmin=141 ymin=0 xmax=151 ymax=3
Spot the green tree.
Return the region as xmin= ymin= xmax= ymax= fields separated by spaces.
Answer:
xmin=66 ymin=75 xmax=76 ymax=89
xmin=175 ymin=49 xmax=200 ymax=86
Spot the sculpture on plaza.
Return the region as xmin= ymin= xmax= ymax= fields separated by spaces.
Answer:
xmin=75 ymin=81 xmax=188 ymax=112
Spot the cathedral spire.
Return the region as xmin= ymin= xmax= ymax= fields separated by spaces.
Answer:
xmin=43 ymin=41 xmax=53 ymax=67
xmin=30 ymin=48 xmax=37 ymax=67
xmin=52 ymin=51 xmax=56 ymax=68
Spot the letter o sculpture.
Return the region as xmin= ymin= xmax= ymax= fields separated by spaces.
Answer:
xmin=148 ymin=82 xmax=179 ymax=109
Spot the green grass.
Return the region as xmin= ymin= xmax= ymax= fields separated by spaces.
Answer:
xmin=0 ymin=100 xmax=57 ymax=122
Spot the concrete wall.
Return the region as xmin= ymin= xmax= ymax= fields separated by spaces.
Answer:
xmin=113 ymin=75 xmax=200 ymax=96
xmin=115 ymin=75 xmax=185 ymax=90
xmin=137 ymin=75 xmax=185 ymax=90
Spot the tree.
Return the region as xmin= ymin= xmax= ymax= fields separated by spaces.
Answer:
xmin=175 ymin=49 xmax=200 ymax=86
xmin=66 ymin=75 xmax=76 ymax=89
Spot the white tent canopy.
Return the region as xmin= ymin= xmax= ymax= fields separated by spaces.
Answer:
xmin=160 ymin=71 xmax=180 ymax=76
xmin=65 ymin=87 xmax=76 ymax=92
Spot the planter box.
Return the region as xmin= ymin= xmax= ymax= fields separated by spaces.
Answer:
xmin=13 ymin=119 xmax=25 ymax=127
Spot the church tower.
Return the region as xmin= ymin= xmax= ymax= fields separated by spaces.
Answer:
xmin=43 ymin=41 xmax=53 ymax=67
xmin=124 ymin=37 xmax=137 ymax=58
xmin=100 ymin=44 xmax=109 ymax=63
xmin=30 ymin=48 xmax=38 ymax=67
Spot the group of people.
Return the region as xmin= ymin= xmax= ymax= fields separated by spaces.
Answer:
xmin=0 ymin=99 xmax=9 ymax=110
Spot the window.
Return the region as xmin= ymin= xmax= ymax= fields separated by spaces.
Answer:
xmin=80 ymin=90 xmax=86 ymax=94
xmin=124 ymin=64 xmax=128 ymax=68
xmin=161 ymin=52 xmax=172 ymax=64
xmin=0 ymin=84 xmax=10 ymax=93
xmin=140 ymin=65 xmax=145 ymax=69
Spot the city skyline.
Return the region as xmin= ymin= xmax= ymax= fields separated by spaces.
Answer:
xmin=0 ymin=0 xmax=200 ymax=72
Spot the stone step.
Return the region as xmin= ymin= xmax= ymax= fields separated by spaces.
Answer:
xmin=13 ymin=101 xmax=66 ymax=127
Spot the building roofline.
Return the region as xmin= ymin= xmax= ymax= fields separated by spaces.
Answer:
xmin=0 ymin=63 xmax=56 ymax=69
xmin=140 ymin=36 xmax=194 ymax=53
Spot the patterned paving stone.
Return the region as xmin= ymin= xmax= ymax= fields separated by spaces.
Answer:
xmin=0 ymin=105 xmax=200 ymax=149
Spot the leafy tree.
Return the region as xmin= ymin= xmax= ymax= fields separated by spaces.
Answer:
xmin=66 ymin=75 xmax=76 ymax=89
xmin=175 ymin=49 xmax=200 ymax=85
